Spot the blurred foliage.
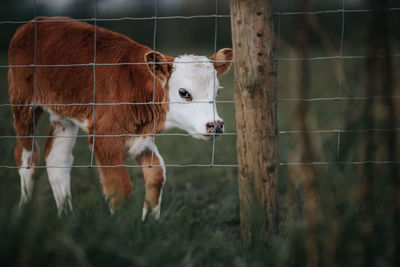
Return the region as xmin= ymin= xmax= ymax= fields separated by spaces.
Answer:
xmin=0 ymin=0 xmax=399 ymax=266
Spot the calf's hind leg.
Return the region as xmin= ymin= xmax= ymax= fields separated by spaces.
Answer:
xmin=12 ymin=106 xmax=43 ymax=207
xmin=44 ymin=114 xmax=78 ymax=215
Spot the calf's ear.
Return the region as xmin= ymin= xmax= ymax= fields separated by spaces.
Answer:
xmin=145 ymin=51 xmax=172 ymax=84
xmin=209 ymin=48 xmax=233 ymax=77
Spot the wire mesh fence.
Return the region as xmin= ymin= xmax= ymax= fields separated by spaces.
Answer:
xmin=0 ymin=0 xmax=399 ymax=169
xmin=1 ymin=0 xmax=237 ymax=169
xmin=275 ymin=1 xmax=400 ymax=167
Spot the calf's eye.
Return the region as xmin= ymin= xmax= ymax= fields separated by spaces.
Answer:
xmin=179 ymin=88 xmax=191 ymax=99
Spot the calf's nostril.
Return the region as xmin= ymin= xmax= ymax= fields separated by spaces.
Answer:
xmin=206 ymin=122 xmax=215 ymax=133
xmin=206 ymin=122 xmax=214 ymax=128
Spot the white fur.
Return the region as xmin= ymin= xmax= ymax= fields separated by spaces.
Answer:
xmin=18 ymin=148 xmax=35 ymax=207
xmin=126 ymin=139 xmax=166 ymax=221
xmin=46 ymin=108 xmax=88 ymax=132
xmin=141 ymin=207 xmax=148 ymax=221
xmin=46 ymin=113 xmax=78 ymax=215
xmin=165 ymin=55 xmax=223 ymax=139
xmin=152 ymin=145 xmax=166 ymax=220
xmin=126 ymin=136 xmax=155 ymax=159
xmin=70 ymin=118 xmax=88 ymax=132
xmin=142 ymin=145 xmax=166 ymax=220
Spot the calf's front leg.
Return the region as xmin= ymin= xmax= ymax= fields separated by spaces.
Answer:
xmin=94 ymin=137 xmax=133 ymax=212
xmin=136 ymin=145 xmax=166 ymax=220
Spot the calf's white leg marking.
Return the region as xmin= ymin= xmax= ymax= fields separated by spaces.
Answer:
xmin=46 ymin=114 xmax=78 ymax=215
xmin=126 ymin=137 xmax=155 ymax=159
xmin=141 ymin=145 xmax=166 ymax=221
xmin=18 ymin=148 xmax=35 ymax=207
xmin=126 ymin=137 xmax=166 ymax=220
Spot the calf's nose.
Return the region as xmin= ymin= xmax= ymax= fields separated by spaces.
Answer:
xmin=206 ymin=120 xmax=224 ymax=134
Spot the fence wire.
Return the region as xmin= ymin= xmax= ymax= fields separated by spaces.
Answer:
xmin=276 ymin=1 xmax=400 ymax=167
xmin=29 ymin=0 xmax=38 ymax=166
xmin=2 ymin=0 xmax=237 ymax=169
xmin=1 ymin=1 xmax=399 ymax=169
xmin=90 ymin=0 xmax=98 ymax=167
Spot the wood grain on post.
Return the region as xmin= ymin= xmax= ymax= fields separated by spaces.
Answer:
xmin=230 ymin=0 xmax=278 ymax=241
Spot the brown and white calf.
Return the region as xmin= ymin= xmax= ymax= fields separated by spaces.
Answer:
xmin=8 ymin=17 xmax=233 ymax=218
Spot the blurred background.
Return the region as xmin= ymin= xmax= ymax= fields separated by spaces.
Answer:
xmin=0 ymin=0 xmax=399 ymax=266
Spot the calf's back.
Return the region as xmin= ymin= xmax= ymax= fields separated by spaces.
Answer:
xmin=8 ymin=16 xmax=169 ymax=134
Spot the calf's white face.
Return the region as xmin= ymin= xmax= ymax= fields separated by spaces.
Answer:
xmin=165 ymin=48 xmax=233 ymax=140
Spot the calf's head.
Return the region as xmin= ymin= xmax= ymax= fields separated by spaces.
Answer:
xmin=146 ymin=48 xmax=233 ymax=140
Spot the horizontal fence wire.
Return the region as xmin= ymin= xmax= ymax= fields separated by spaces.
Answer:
xmin=0 ymin=60 xmax=234 ymax=68
xmin=1 ymin=127 xmax=399 ymax=139
xmin=0 ymin=164 xmax=239 ymax=169
xmin=0 ymin=133 xmax=238 ymax=139
xmin=0 ymin=5 xmax=399 ymax=168
xmin=274 ymin=7 xmax=400 ymax=15
xmin=0 ymin=6 xmax=399 ymax=25
xmin=277 ymin=95 xmax=400 ymax=102
xmin=276 ymin=52 xmax=400 ymax=61
xmin=280 ymin=160 xmax=400 ymax=166
xmin=0 ymin=15 xmax=232 ymax=25
xmin=0 ymin=101 xmax=235 ymax=107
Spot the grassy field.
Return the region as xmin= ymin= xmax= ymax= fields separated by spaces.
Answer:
xmin=0 ymin=6 xmax=399 ymax=266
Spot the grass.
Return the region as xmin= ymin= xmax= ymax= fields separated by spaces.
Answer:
xmin=0 ymin=177 xmax=244 ymax=267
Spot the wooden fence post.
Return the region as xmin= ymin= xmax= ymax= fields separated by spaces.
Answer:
xmin=230 ymin=0 xmax=278 ymax=241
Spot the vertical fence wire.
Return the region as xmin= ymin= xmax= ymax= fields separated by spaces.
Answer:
xmin=276 ymin=0 xmax=281 ymax=166
xmin=336 ymin=0 xmax=346 ymax=159
xmin=150 ymin=0 xmax=158 ymax=166
xmin=29 ymin=0 xmax=38 ymax=165
xmin=210 ymin=0 xmax=219 ymax=166
xmin=89 ymin=0 xmax=98 ymax=167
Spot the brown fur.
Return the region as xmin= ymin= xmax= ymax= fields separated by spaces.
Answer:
xmin=8 ymin=16 xmax=233 ymax=210
xmin=209 ymin=48 xmax=233 ymax=76
xmin=8 ymin=17 xmax=172 ymax=204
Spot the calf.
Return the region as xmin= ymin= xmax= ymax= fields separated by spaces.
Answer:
xmin=8 ymin=17 xmax=233 ymax=219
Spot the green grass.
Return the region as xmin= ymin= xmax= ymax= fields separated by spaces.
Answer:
xmin=0 ymin=173 xmax=244 ymax=267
